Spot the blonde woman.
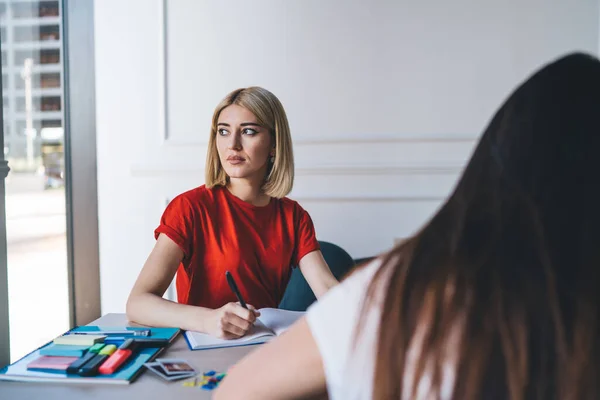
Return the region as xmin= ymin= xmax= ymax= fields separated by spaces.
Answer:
xmin=126 ymin=87 xmax=338 ymax=339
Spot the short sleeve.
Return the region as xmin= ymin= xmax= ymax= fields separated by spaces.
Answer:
xmin=306 ymin=259 xmax=382 ymax=399
xmin=292 ymin=207 xmax=320 ymax=266
xmin=154 ymin=195 xmax=195 ymax=260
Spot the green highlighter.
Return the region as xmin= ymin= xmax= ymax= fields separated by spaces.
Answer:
xmin=66 ymin=343 xmax=105 ymax=375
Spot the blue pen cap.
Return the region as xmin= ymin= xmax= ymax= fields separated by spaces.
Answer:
xmin=103 ymin=337 xmax=126 ymax=347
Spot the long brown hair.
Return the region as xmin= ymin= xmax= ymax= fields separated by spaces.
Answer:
xmin=363 ymin=53 xmax=600 ymax=399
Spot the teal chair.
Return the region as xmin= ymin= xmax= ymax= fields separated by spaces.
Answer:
xmin=279 ymin=241 xmax=355 ymax=311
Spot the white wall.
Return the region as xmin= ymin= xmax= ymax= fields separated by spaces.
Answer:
xmin=94 ymin=0 xmax=600 ymax=313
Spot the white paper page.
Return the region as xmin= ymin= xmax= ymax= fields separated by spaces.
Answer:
xmin=186 ymin=320 xmax=275 ymax=349
xmin=257 ymin=308 xmax=305 ymax=336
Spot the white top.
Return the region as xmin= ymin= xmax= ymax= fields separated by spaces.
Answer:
xmin=306 ymin=258 xmax=456 ymax=400
xmin=306 ymin=259 xmax=383 ymax=400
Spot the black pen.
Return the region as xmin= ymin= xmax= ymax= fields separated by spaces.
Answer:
xmin=225 ymin=271 xmax=248 ymax=309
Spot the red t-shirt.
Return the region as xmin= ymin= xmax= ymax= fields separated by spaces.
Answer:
xmin=154 ymin=185 xmax=320 ymax=309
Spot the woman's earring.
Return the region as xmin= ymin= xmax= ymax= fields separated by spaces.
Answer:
xmin=270 ymin=154 xmax=275 ymax=163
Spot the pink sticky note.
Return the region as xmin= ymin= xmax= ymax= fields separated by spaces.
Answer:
xmin=27 ymin=356 xmax=79 ymax=371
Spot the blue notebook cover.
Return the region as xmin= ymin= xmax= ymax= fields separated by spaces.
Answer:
xmin=0 ymin=325 xmax=180 ymax=385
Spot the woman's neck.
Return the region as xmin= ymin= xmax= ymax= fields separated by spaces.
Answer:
xmin=226 ymin=179 xmax=271 ymax=207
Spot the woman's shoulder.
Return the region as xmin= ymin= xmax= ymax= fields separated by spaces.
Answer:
xmin=171 ymin=185 xmax=221 ymax=208
xmin=276 ymin=195 xmax=309 ymax=214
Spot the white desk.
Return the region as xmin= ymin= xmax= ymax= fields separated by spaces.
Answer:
xmin=0 ymin=313 xmax=256 ymax=399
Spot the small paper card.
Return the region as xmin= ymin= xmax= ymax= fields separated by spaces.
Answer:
xmin=155 ymin=359 xmax=196 ymax=375
xmin=144 ymin=359 xmax=196 ymax=381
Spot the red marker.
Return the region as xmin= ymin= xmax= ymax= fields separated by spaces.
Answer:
xmin=98 ymin=339 xmax=137 ymax=375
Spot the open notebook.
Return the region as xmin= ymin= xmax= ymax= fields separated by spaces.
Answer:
xmin=184 ymin=308 xmax=304 ymax=350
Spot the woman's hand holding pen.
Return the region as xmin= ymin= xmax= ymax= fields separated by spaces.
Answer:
xmin=208 ymin=302 xmax=261 ymax=339
xmin=203 ymin=270 xmax=260 ymax=339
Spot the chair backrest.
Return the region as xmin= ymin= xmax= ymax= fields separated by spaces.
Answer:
xmin=279 ymin=240 xmax=355 ymax=311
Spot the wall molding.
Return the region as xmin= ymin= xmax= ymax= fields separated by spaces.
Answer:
xmin=130 ymin=163 xmax=464 ymax=177
xmin=292 ymin=195 xmax=447 ymax=202
xmin=159 ymin=192 xmax=446 ymax=204
xmin=160 ymin=132 xmax=478 ymax=148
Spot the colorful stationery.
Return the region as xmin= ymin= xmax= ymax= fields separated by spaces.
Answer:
xmin=71 ymin=329 xmax=150 ymax=337
xmin=99 ymin=339 xmax=137 ymax=375
xmin=0 ymin=325 xmax=180 ymax=384
xmin=39 ymin=344 xmax=90 ymax=358
xmin=104 ymin=337 xmax=169 ymax=347
xmin=181 ymin=370 xmax=227 ymax=391
xmin=27 ymin=356 xmax=80 ymax=373
xmin=66 ymin=343 xmax=105 ymax=374
xmin=53 ymin=334 xmax=106 ymax=346
xmin=78 ymin=344 xmax=117 ymax=376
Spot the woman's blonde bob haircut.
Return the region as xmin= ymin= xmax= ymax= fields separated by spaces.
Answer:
xmin=205 ymin=87 xmax=294 ymax=199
